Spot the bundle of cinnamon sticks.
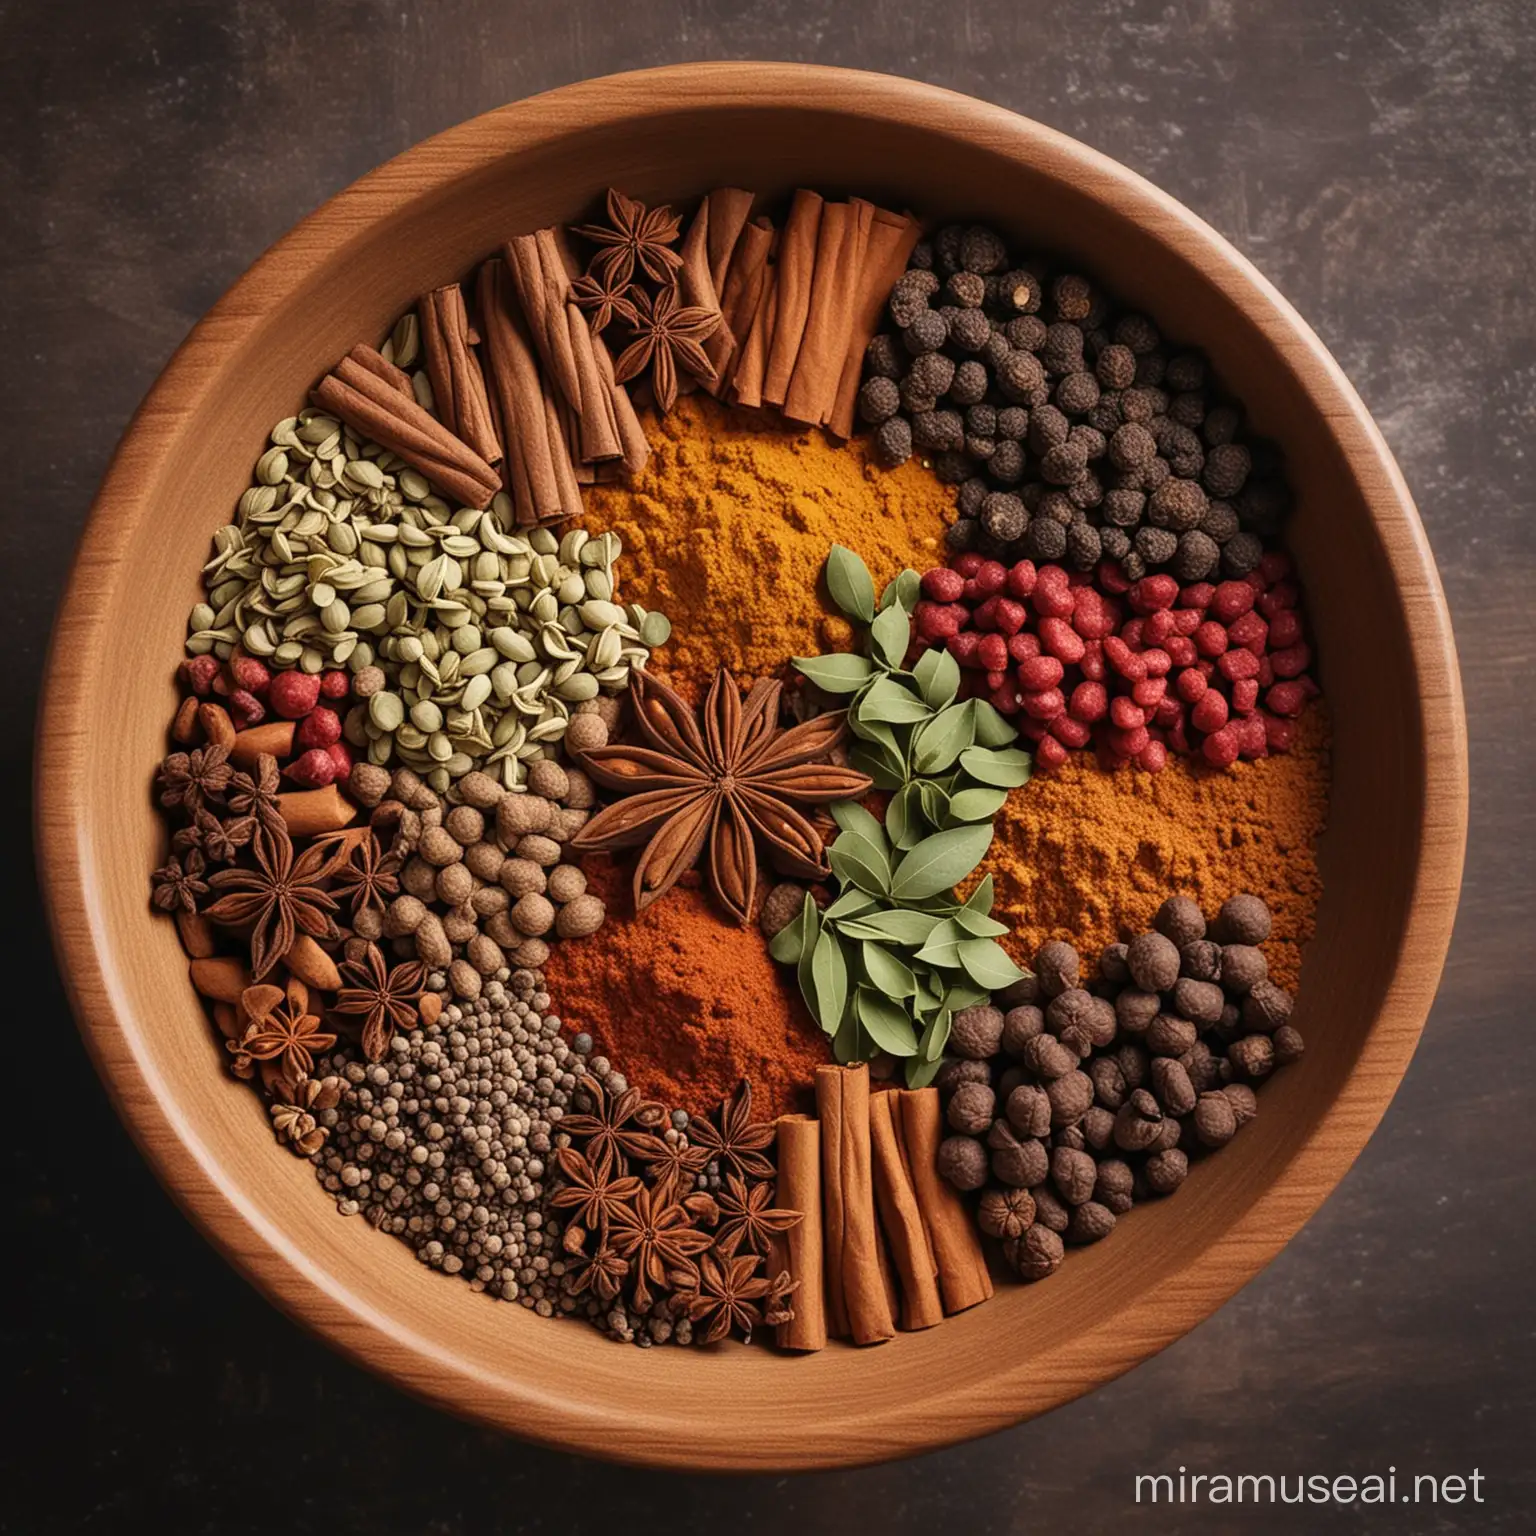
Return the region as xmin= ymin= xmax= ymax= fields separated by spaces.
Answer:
xmin=683 ymin=188 xmax=923 ymax=437
xmin=772 ymin=1066 xmax=992 ymax=1351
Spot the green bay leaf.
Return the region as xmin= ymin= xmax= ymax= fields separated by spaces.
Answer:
xmin=825 ymin=544 xmax=876 ymax=622
xmin=964 ymin=873 xmax=995 ymax=914
xmin=869 ymin=602 xmax=911 ymax=671
xmin=768 ymin=892 xmax=816 ymax=965
xmin=958 ymin=744 xmax=1034 ymax=788
xmin=956 ymin=937 xmax=1027 ymax=989
xmin=879 ymin=568 xmax=922 ymax=614
xmin=954 ymin=905 xmax=1010 ymax=939
xmin=857 ymin=674 xmax=931 ymax=725
xmin=793 ymin=652 xmax=874 ymax=693
xmin=845 ymin=908 xmax=946 ymax=946
xmin=855 ymin=988 xmax=919 ymax=1057
xmin=910 ymin=700 xmax=975 ymax=775
xmin=890 ymin=822 xmax=994 ymax=901
xmin=913 ymin=645 xmax=960 ymax=709
xmin=823 ymin=888 xmax=878 ymax=923
xmin=861 ymin=940 xmax=917 ymax=998
xmin=831 ymin=800 xmax=888 ymax=852
xmin=946 ymin=784 xmax=1010 ymax=823
xmin=971 ymin=699 xmax=1019 ymax=749
xmin=811 ymin=928 xmax=850 ymax=1031
xmin=905 ymin=1054 xmax=946 ymax=1088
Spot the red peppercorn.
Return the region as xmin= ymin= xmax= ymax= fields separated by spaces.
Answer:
xmin=973 ymin=596 xmax=1000 ymax=631
xmin=1193 ymin=620 xmax=1228 ymax=658
xmin=1128 ymin=574 xmax=1178 ymax=614
xmin=1137 ymin=738 xmax=1168 ymax=773
xmin=1008 ymin=631 xmax=1041 ymax=662
xmin=1033 ymin=580 xmax=1075 ymax=622
xmin=993 ymin=598 xmax=1027 ymax=636
xmin=229 ymin=655 xmax=271 ymax=695
xmin=319 ymin=669 xmax=350 ymax=700
xmin=949 ymin=631 xmax=982 ymax=667
xmin=1267 ymin=609 xmax=1304 ymax=650
xmin=1191 ymin=691 xmax=1229 ymax=734
xmin=915 ymin=601 xmax=964 ymax=641
xmin=1106 ymin=724 xmax=1149 ymax=757
xmin=1180 ymin=582 xmax=1216 ymax=611
xmin=1051 ymin=715 xmax=1092 ymax=748
xmin=1097 ymin=560 xmax=1132 ymax=594
xmin=1210 ymin=580 xmax=1257 ymax=623
xmin=326 ymin=740 xmax=353 ymax=779
xmin=1069 ymin=681 xmax=1109 ymax=722
xmin=1039 ymin=616 xmax=1086 ymax=663
xmin=989 ymin=683 xmax=1022 ymax=715
xmin=286 ymin=747 xmax=339 ymax=788
xmin=1236 ymin=715 xmax=1268 ymax=758
xmin=1079 ymin=640 xmax=1106 ymax=681
xmin=1071 ymin=588 xmax=1115 ymax=640
xmin=977 ymin=633 xmax=1009 ymax=672
xmin=975 ymin=560 xmax=1008 ymax=597
xmin=1005 ymin=560 xmax=1038 ymax=599
xmin=1037 ymin=735 xmax=1069 ymax=769
xmin=1175 ymin=666 xmax=1208 ymax=703
xmin=1257 ymin=655 xmax=1275 ymax=687
xmin=1171 ymin=607 xmax=1202 ymax=636
xmin=1218 ymin=648 xmax=1260 ymax=682
xmin=1140 ymin=647 xmax=1171 ymax=678
xmin=1259 ymin=551 xmax=1292 ymax=583
xmin=1110 ymin=696 xmax=1147 ymax=730
xmin=1227 ymin=610 xmax=1269 ymax=655
xmin=1103 ymin=636 xmax=1146 ymax=681
xmin=1266 ymin=681 xmax=1307 ymax=717
xmin=297 ymin=706 xmax=343 ymax=750
xmin=923 ymin=567 xmax=966 ymax=602
xmin=1164 ymin=635 xmax=1197 ymax=667
xmin=1120 ymin=617 xmax=1145 ymax=649
xmin=1153 ymin=696 xmax=1183 ymax=729
xmin=986 ymin=669 xmax=1007 ymax=692
xmin=1017 ymin=655 xmax=1065 ymax=691
xmin=1022 ymin=687 xmax=1066 ymax=721
xmin=953 ymin=553 xmax=984 ymax=578
xmin=1131 ymin=675 xmax=1167 ymax=708
xmin=180 ymin=655 xmax=220 ymax=696
xmin=227 ymin=689 xmax=265 ymax=728
xmin=1231 ymin=678 xmax=1260 ymax=715
xmin=1270 ymin=642 xmax=1312 ymax=678
xmin=269 ymin=670 xmax=323 ymax=720
xmin=1202 ymin=724 xmax=1240 ymax=767
xmin=1258 ymin=581 xmax=1299 ymax=618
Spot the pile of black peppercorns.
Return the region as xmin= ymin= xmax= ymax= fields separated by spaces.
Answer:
xmin=856 ymin=224 xmax=1292 ymax=582
xmin=934 ymin=892 xmax=1303 ymax=1282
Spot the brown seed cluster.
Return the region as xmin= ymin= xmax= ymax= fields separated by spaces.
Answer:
xmin=935 ymin=893 xmax=1302 ymax=1281
xmin=347 ymin=698 xmax=619 ymax=998
xmin=857 ymin=223 xmax=1291 ymax=582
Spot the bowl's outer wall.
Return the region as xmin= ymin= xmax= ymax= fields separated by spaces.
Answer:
xmin=36 ymin=64 xmax=1466 ymax=1470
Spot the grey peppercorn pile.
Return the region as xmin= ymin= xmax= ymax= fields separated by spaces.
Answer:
xmin=856 ymin=224 xmax=1292 ymax=581
xmin=935 ymin=893 xmax=1303 ymax=1281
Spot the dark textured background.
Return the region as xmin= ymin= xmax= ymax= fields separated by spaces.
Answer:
xmin=5 ymin=2 xmax=1532 ymax=1532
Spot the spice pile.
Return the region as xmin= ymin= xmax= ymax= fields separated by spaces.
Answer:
xmin=146 ymin=178 xmax=1331 ymax=1360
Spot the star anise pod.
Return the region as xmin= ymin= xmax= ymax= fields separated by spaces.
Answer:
xmin=549 ymin=1146 xmax=643 ymax=1231
xmin=149 ymin=849 xmax=208 ymax=915
xmin=606 ymin=1184 xmax=713 ymax=1312
xmin=178 ymin=805 xmax=254 ymax=865
xmin=687 ymin=1080 xmax=777 ymax=1183
xmin=204 ymin=825 xmax=339 ymax=980
xmin=629 ymin=1129 xmax=712 ymax=1199
xmin=224 ymin=752 xmax=285 ymax=835
xmin=714 ymin=1173 xmax=802 ymax=1257
xmin=332 ymin=942 xmax=423 ymax=1061
xmin=157 ymin=743 xmax=232 ymax=815
xmin=570 ymin=267 xmax=643 ymax=335
xmin=573 ymin=186 xmax=684 ymax=288
xmin=320 ymin=829 xmax=400 ymax=919
xmin=230 ymin=984 xmax=337 ymax=1096
xmin=682 ymin=1248 xmax=772 ymax=1345
xmin=611 ymin=286 xmax=722 ymax=413
xmin=269 ymin=1076 xmax=341 ymax=1156
xmin=763 ymin=1266 xmax=800 ymax=1328
xmin=570 ymin=669 xmax=871 ymax=925
xmin=561 ymin=1076 xmax=669 ymax=1176
xmin=561 ymin=1224 xmax=631 ymax=1304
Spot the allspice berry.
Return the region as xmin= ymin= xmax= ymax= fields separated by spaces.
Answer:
xmin=989 ymin=1122 xmax=1049 ymax=1188
xmin=563 ymin=713 xmax=609 ymax=754
xmin=1066 ymin=1201 xmax=1116 ymax=1244
xmin=1051 ymin=1145 xmax=1098 ymax=1205
xmin=555 ymin=895 xmax=606 ymax=939
xmin=759 ymin=882 xmax=806 ymax=938
xmin=526 ymin=760 xmax=569 ymax=801
xmin=1173 ymin=977 xmax=1225 ymax=1026
xmin=1228 ymin=1033 xmax=1275 ymax=1081
xmin=938 ymin=1135 xmax=989 ymax=1191
xmin=1221 ymin=1082 xmax=1259 ymax=1126
xmin=1153 ymin=894 xmax=1206 ymax=947
xmin=948 ymin=1081 xmax=997 ymax=1135
xmin=1180 ymin=939 xmax=1223 ymax=984
xmin=1031 ymin=1184 xmax=1071 ymax=1233
xmin=1126 ymin=931 xmax=1181 ymax=992
xmin=978 ymin=1187 xmax=1035 ymax=1240
xmin=511 ymin=893 xmax=556 ymax=937
xmin=1216 ymin=892 xmax=1272 ymax=945
xmin=1144 ymin=1148 xmax=1189 ymax=1195
xmin=1242 ymin=980 xmax=1293 ymax=1032
xmin=1151 ymin=1056 xmax=1197 ymax=1116
xmin=1220 ymin=944 xmax=1268 ymax=995
xmin=951 ymin=1004 xmax=1005 ymax=1059
xmin=1033 ymin=939 xmax=1081 ymax=997
xmin=1001 ymin=1004 xmax=1045 ymax=1055
xmin=1046 ymin=1069 xmax=1094 ymax=1128
xmin=1006 ymin=1082 xmax=1052 ymax=1138
xmin=546 ymin=864 xmax=588 ymax=904
xmin=1007 ymin=1224 xmax=1065 ymax=1282
xmin=1193 ymin=1090 xmax=1238 ymax=1148
xmin=1273 ymin=1024 xmax=1306 ymax=1065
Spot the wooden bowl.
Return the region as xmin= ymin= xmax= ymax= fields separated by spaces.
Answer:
xmin=36 ymin=64 xmax=1466 ymax=1469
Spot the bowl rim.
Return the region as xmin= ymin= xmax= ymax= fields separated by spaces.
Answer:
xmin=36 ymin=61 xmax=1467 ymax=1469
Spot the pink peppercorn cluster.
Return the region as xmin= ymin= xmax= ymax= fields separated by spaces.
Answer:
xmin=179 ymin=653 xmax=355 ymax=788
xmin=911 ymin=551 xmax=1317 ymax=771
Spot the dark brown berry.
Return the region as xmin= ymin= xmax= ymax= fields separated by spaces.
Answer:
xmin=1216 ymin=892 xmax=1272 ymax=944
xmin=1006 ymin=1223 xmax=1064 ymax=1280
xmin=857 ymin=376 xmax=900 ymax=424
xmin=873 ymin=415 xmax=912 ymax=467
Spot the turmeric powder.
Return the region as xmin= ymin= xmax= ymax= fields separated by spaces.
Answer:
xmin=583 ymin=393 xmax=951 ymax=697
xmin=976 ymin=706 xmax=1330 ymax=992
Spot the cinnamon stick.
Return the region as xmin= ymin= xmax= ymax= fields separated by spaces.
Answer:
xmin=896 ymin=1087 xmax=994 ymax=1315
xmin=731 ymin=265 xmax=779 ymax=410
xmin=783 ymin=199 xmax=874 ymax=426
xmin=346 ymin=341 xmax=413 ymax=399
xmin=869 ymin=1089 xmax=945 ymax=1331
xmin=713 ymin=219 xmax=774 ymax=398
xmin=477 ymin=258 xmax=565 ymax=525
xmin=773 ymin=1114 xmax=826 ymax=1352
xmin=311 ymin=347 xmax=500 ymax=510
xmin=680 ymin=190 xmax=751 ymax=390
xmin=504 ymin=233 xmax=583 ymax=415
xmin=761 ymin=189 xmax=824 ymax=406
xmin=828 ymin=208 xmax=925 ymax=439
xmin=815 ymin=1064 xmax=896 ymax=1345
xmin=418 ymin=284 xmax=503 ymax=466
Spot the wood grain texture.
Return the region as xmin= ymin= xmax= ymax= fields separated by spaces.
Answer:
xmin=29 ymin=61 xmax=1468 ymax=1476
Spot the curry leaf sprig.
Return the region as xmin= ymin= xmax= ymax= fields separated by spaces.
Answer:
xmin=792 ymin=546 xmax=1032 ymax=848
xmin=768 ymin=804 xmax=1027 ymax=1088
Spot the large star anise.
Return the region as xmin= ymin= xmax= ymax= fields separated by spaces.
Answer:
xmin=321 ymin=830 xmax=400 ymax=920
xmin=230 ymin=983 xmax=337 ymax=1096
xmin=204 ymin=825 xmax=339 ymax=980
xmin=681 ymin=1248 xmax=773 ymax=1345
xmin=570 ymin=669 xmax=871 ymax=926
xmin=560 ymin=1077 xmax=668 ymax=1177
xmin=687 ymin=1079 xmax=777 ymax=1183
xmin=332 ymin=942 xmax=423 ymax=1061
xmin=549 ymin=1146 xmax=643 ymax=1231
xmin=175 ymin=806 xmax=255 ymax=865
xmin=570 ymin=267 xmax=642 ymax=335
xmin=606 ymin=1184 xmax=713 ymax=1311
xmin=562 ymin=1224 xmax=630 ymax=1304
xmin=629 ymin=1129 xmax=713 ymax=1199
xmin=573 ymin=186 xmax=684 ymax=288
xmin=715 ymin=1174 xmax=802 ymax=1258
xmin=225 ymin=752 xmax=285 ymax=835
xmin=150 ymin=850 xmax=208 ymax=915
xmin=157 ymin=744 xmax=232 ymax=815
xmin=611 ymin=286 xmax=722 ymax=414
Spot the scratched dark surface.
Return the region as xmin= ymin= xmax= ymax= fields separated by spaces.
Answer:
xmin=3 ymin=2 xmax=1531 ymax=1532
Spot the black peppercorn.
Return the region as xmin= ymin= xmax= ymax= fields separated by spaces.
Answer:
xmin=873 ymin=415 xmax=912 ymax=467
xmin=996 ymin=348 xmax=1048 ymax=404
xmin=1203 ymin=403 xmax=1241 ymax=446
xmin=1099 ymin=526 xmax=1131 ymax=561
xmin=1041 ymin=440 xmax=1089 ymax=485
xmin=945 ymin=269 xmax=986 ymax=308
xmin=902 ymin=309 xmax=948 ymax=354
xmin=1172 ymin=529 xmax=1220 ymax=581
xmin=1065 ymin=522 xmax=1102 ymax=570
xmin=959 ymin=224 xmax=1007 ymax=274
xmin=864 ymin=332 xmax=903 ymax=379
xmin=856 ymin=376 xmax=901 ymax=425
xmin=1216 ymin=892 xmax=1273 ymax=944
xmin=932 ymin=450 xmax=973 ymax=484
xmin=1040 ymin=321 xmax=1086 ymax=376
xmin=949 ymin=358 xmax=989 ymax=405
xmin=911 ymin=408 xmax=965 ymax=453
xmin=981 ymin=492 xmax=1029 ymax=542
xmin=997 ymin=269 xmax=1043 ymax=314
xmin=1221 ymin=530 xmax=1264 ymax=576
xmin=1006 ymin=1223 xmax=1065 ymax=1281
xmin=1135 ymin=526 xmax=1178 ymax=566
xmin=1148 ymin=477 xmax=1208 ymax=531
xmin=933 ymin=224 xmax=965 ymax=274
xmin=1052 ymin=273 xmax=1094 ymax=320
xmin=1005 ymin=314 xmax=1048 ymax=351
xmin=1201 ymin=500 xmax=1240 ymax=544
xmin=907 ymin=349 xmax=956 ymax=399
xmin=948 ymin=307 xmax=992 ymax=353
xmin=988 ymin=439 xmax=1025 ymax=483
xmin=1056 ymin=370 xmax=1101 ymax=416
xmin=1134 ymin=350 xmax=1168 ymax=387
xmin=996 ymin=405 xmax=1029 ymax=441
xmin=1115 ymin=313 xmax=1161 ymax=353
xmin=888 ymin=268 xmax=939 ymax=328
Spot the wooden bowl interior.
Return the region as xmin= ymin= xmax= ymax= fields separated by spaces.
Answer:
xmin=43 ymin=70 xmax=1463 ymax=1470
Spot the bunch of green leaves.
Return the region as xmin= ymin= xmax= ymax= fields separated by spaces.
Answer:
xmin=768 ymin=803 xmax=1028 ymax=1087
xmin=792 ymin=546 xmax=1033 ymax=847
